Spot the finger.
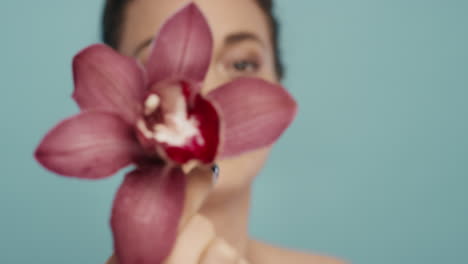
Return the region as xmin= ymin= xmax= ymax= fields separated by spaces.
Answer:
xmin=106 ymin=241 xmax=248 ymax=264
xmin=198 ymin=238 xmax=238 ymax=264
xmin=179 ymin=164 xmax=216 ymax=228
xmin=164 ymin=214 xmax=216 ymax=264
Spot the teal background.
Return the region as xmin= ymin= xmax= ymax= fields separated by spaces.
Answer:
xmin=1 ymin=0 xmax=467 ymax=263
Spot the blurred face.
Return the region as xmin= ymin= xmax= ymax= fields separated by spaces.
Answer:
xmin=119 ymin=0 xmax=277 ymax=200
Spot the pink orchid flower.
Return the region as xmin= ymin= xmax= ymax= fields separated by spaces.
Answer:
xmin=35 ymin=3 xmax=297 ymax=264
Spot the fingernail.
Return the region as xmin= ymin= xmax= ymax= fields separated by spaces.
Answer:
xmin=212 ymin=164 xmax=220 ymax=184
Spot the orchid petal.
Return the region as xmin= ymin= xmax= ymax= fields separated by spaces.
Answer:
xmin=206 ymin=77 xmax=298 ymax=158
xmin=35 ymin=111 xmax=141 ymax=179
xmin=111 ymin=165 xmax=185 ymax=264
xmin=72 ymin=44 xmax=146 ymax=124
xmin=146 ymin=3 xmax=213 ymax=89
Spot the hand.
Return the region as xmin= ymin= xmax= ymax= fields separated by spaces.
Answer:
xmin=106 ymin=165 xmax=249 ymax=264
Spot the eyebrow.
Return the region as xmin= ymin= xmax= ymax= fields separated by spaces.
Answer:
xmin=224 ymin=32 xmax=264 ymax=47
xmin=132 ymin=31 xmax=264 ymax=57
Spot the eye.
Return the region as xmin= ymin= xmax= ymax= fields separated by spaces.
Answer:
xmin=217 ymin=43 xmax=265 ymax=79
xmin=232 ymin=60 xmax=260 ymax=73
xmin=224 ymin=58 xmax=262 ymax=78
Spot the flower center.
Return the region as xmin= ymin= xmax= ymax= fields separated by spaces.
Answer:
xmin=135 ymin=82 xmax=207 ymax=163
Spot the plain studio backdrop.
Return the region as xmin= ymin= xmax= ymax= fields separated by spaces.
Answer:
xmin=1 ymin=1 xmax=467 ymax=263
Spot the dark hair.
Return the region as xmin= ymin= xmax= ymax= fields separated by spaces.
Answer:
xmin=101 ymin=0 xmax=284 ymax=79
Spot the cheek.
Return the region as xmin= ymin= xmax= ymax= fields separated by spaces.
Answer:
xmin=200 ymin=66 xmax=226 ymax=95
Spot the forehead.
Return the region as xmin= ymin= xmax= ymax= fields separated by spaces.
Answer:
xmin=119 ymin=0 xmax=271 ymax=55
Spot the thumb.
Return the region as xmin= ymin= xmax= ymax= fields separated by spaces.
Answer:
xmin=179 ymin=164 xmax=217 ymax=229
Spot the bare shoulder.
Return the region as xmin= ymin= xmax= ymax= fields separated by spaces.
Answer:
xmin=247 ymin=240 xmax=349 ymax=264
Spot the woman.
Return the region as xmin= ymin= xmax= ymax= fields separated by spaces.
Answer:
xmin=102 ymin=0 xmax=346 ymax=263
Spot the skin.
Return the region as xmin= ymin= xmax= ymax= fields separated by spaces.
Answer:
xmin=108 ymin=0 xmax=347 ymax=263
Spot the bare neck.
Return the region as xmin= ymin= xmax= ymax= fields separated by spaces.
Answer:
xmin=200 ymin=187 xmax=252 ymax=257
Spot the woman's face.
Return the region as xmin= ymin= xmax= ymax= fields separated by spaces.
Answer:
xmin=119 ymin=0 xmax=277 ymax=199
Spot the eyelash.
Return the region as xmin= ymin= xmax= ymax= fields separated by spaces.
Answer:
xmin=233 ymin=60 xmax=259 ymax=72
xmin=229 ymin=59 xmax=261 ymax=75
